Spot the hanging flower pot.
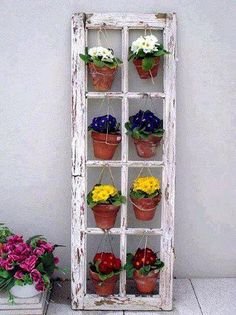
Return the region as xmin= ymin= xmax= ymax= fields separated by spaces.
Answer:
xmin=133 ymin=134 xmax=162 ymax=158
xmin=133 ymin=57 xmax=160 ymax=79
xmin=89 ymin=252 xmax=122 ymax=296
xmin=133 ymin=269 xmax=159 ymax=294
xmin=87 ymin=184 xmax=126 ymax=229
xmin=125 ymin=110 xmax=164 ymax=158
xmin=92 ymin=204 xmax=120 ymax=229
xmin=88 ymin=114 xmax=121 ymax=160
xmin=79 ymin=47 xmax=122 ymax=91
xmin=128 ymin=34 xmax=169 ymax=80
xmin=130 ymin=176 xmax=161 ymax=221
xmin=124 ymin=248 xmax=164 ymax=294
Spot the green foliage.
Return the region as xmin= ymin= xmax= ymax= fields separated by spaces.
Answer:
xmin=87 ymin=185 xmax=126 ymax=208
xmin=90 ymin=262 xmax=122 ymax=282
xmin=124 ymin=254 xmax=164 ymax=278
xmin=130 ymin=189 xmax=160 ymax=199
xmin=39 ymin=252 xmax=56 ymax=277
xmin=0 ymin=223 xmax=13 ymax=243
xmin=26 ymin=235 xmax=46 ymax=248
xmin=128 ymin=44 xmax=169 ymax=71
xmin=125 ymin=121 xmax=164 ymax=140
xmin=79 ymin=47 xmax=122 ymax=69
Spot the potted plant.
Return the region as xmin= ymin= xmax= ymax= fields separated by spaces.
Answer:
xmin=130 ymin=176 xmax=161 ymax=221
xmin=79 ymin=46 xmax=122 ymax=91
xmin=89 ymin=252 xmax=122 ymax=296
xmin=87 ymin=184 xmax=126 ymax=229
xmin=125 ymin=110 xmax=164 ymax=158
xmin=128 ymin=34 xmax=169 ymax=79
xmin=125 ymin=248 xmax=164 ymax=294
xmin=0 ymin=234 xmax=61 ymax=301
xmin=88 ymin=114 xmax=121 ymax=160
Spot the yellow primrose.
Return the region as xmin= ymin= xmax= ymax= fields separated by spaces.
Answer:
xmin=132 ymin=176 xmax=160 ymax=195
xmin=91 ymin=184 xmax=118 ymax=202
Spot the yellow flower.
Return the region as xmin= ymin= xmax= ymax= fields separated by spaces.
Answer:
xmin=91 ymin=184 xmax=118 ymax=202
xmin=132 ymin=176 xmax=160 ymax=195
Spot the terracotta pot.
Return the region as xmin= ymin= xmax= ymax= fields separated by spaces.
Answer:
xmin=89 ymin=268 xmax=118 ymax=296
xmin=133 ymin=135 xmax=162 ymax=158
xmin=88 ymin=63 xmax=117 ymax=91
xmin=131 ymin=194 xmax=161 ymax=221
xmin=92 ymin=204 xmax=120 ymax=229
xmin=133 ymin=57 xmax=160 ymax=79
xmin=134 ymin=270 xmax=159 ymax=294
xmin=91 ymin=131 xmax=121 ymax=160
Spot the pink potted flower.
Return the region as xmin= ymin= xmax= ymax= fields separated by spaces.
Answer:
xmin=0 ymin=232 xmax=62 ymax=302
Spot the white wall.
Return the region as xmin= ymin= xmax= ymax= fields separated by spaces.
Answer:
xmin=0 ymin=0 xmax=235 ymax=278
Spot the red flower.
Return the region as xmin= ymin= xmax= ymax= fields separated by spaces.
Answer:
xmin=93 ymin=252 xmax=104 ymax=263
xmin=113 ymin=258 xmax=121 ymax=271
xmin=37 ymin=240 xmax=54 ymax=253
xmin=98 ymin=261 xmax=113 ymax=274
xmin=54 ymin=257 xmax=59 ymax=264
xmin=35 ymin=279 xmax=45 ymax=292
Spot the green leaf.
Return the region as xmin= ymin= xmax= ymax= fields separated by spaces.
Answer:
xmin=142 ymin=57 xmax=154 ymax=71
xmin=79 ymin=54 xmax=90 ymax=63
xmin=0 ymin=269 xmax=11 ymax=279
xmin=93 ymin=59 xmax=106 ymax=68
xmin=15 ymin=280 xmax=24 ymax=286
xmin=36 ymin=262 xmax=45 ymax=273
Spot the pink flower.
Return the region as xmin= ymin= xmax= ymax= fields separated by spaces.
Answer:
xmin=37 ymin=240 xmax=54 ymax=253
xmin=7 ymin=235 xmax=23 ymax=244
xmin=33 ymin=247 xmax=45 ymax=257
xmin=1 ymin=258 xmax=14 ymax=270
xmin=31 ymin=269 xmax=42 ymax=283
xmin=19 ymin=255 xmax=38 ymax=272
xmin=54 ymin=257 xmax=59 ymax=264
xmin=35 ymin=279 xmax=45 ymax=292
xmin=14 ymin=271 xmax=24 ymax=280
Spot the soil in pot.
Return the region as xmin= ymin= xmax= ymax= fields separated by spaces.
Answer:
xmin=133 ymin=135 xmax=162 ymax=158
xmin=91 ymin=131 xmax=121 ymax=160
xmin=131 ymin=194 xmax=161 ymax=221
xmin=134 ymin=270 xmax=159 ymax=294
xmin=89 ymin=268 xmax=118 ymax=296
xmin=133 ymin=57 xmax=160 ymax=79
xmin=92 ymin=204 xmax=120 ymax=229
xmin=88 ymin=63 xmax=117 ymax=91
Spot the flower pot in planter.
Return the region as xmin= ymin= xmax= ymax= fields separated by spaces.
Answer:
xmin=134 ymin=270 xmax=159 ymax=294
xmin=131 ymin=194 xmax=161 ymax=221
xmin=10 ymin=284 xmax=40 ymax=298
xmin=133 ymin=135 xmax=162 ymax=158
xmin=88 ymin=63 xmax=117 ymax=91
xmin=92 ymin=204 xmax=120 ymax=229
xmin=89 ymin=268 xmax=118 ymax=296
xmin=91 ymin=131 xmax=121 ymax=160
xmin=133 ymin=57 xmax=160 ymax=80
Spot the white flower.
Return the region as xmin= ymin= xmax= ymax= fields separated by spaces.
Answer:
xmin=88 ymin=47 xmax=98 ymax=57
xmin=131 ymin=35 xmax=159 ymax=54
xmin=88 ymin=46 xmax=115 ymax=59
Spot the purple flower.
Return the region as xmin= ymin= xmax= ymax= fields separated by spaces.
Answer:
xmin=14 ymin=270 xmax=24 ymax=280
xmin=1 ymin=258 xmax=14 ymax=270
xmin=19 ymin=255 xmax=38 ymax=272
xmin=88 ymin=114 xmax=119 ymax=133
xmin=31 ymin=269 xmax=42 ymax=283
xmin=7 ymin=235 xmax=23 ymax=244
xmin=128 ymin=110 xmax=162 ymax=133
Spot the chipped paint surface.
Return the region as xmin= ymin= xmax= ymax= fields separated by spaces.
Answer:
xmin=71 ymin=12 xmax=176 ymax=311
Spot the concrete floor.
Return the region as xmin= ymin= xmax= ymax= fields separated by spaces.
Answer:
xmin=47 ymin=278 xmax=236 ymax=315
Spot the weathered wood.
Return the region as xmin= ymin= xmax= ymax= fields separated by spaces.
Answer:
xmin=86 ymin=160 xmax=164 ymax=167
xmin=71 ymin=12 xmax=176 ymax=311
xmin=85 ymin=13 xmax=168 ymax=29
xmin=159 ymin=13 xmax=177 ymax=311
xmin=86 ymin=91 xmax=165 ymax=99
xmin=86 ymin=227 xmax=163 ymax=236
xmin=71 ymin=13 xmax=87 ymax=310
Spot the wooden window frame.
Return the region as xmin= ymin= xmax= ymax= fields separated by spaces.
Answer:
xmin=71 ymin=12 xmax=177 ymax=311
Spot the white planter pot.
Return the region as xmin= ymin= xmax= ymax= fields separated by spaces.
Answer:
xmin=10 ymin=284 xmax=40 ymax=298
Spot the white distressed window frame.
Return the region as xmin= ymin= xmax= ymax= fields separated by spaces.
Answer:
xmin=71 ymin=12 xmax=177 ymax=311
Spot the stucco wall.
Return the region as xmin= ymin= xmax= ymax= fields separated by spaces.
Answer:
xmin=0 ymin=0 xmax=235 ymax=278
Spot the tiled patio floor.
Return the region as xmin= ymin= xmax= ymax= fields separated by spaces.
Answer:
xmin=47 ymin=278 xmax=236 ymax=315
